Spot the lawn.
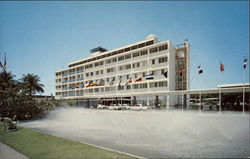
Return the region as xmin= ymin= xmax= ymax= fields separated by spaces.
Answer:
xmin=0 ymin=124 xmax=136 ymax=159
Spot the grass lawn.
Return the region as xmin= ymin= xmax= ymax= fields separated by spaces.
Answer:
xmin=0 ymin=124 xmax=136 ymax=159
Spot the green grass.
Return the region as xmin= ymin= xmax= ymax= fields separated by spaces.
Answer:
xmin=0 ymin=124 xmax=136 ymax=159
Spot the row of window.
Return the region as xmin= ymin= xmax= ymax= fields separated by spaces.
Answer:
xmin=57 ymin=68 xmax=168 ymax=85
xmin=56 ymin=44 xmax=168 ymax=76
xmin=56 ymin=81 xmax=168 ymax=95
xmin=68 ymin=40 xmax=155 ymax=67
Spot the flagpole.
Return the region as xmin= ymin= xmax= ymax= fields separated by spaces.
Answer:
xmin=182 ymin=72 xmax=184 ymax=112
xmin=219 ymin=70 xmax=222 ymax=114
xmin=199 ymin=73 xmax=201 ymax=114
xmin=243 ymin=68 xmax=245 ymax=115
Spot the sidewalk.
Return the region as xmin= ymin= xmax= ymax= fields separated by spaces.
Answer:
xmin=0 ymin=142 xmax=29 ymax=159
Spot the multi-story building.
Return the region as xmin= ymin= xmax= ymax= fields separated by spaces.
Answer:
xmin=55 ymin=34 xmax=190 ymax=107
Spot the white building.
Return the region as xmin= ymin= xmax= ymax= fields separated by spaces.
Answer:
xmin=55 ymin=34 xmax=190 ymax=108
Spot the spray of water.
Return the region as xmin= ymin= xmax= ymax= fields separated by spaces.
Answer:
xmin=21 ymin=107 xmax=250 ymax=158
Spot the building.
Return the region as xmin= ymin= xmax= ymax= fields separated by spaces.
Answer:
xmin=55 ymin=34 xmax=190 ymax=108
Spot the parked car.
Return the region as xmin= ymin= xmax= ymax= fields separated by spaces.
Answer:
xmin=97 ymin=104 xmax=105 ymax=109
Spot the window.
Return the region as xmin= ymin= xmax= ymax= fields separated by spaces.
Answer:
xmin=158 ymin=57 xmax=168 ymax=63
xmin=107 ymin=78 xmax=109 ymax=82
xmin=149 ymin=47 xmax=158 ymax=53
xmin=96 ymin=71 xmax=99 ymax=75
xmin=140 ymin=83 xmax=147 ymax=89
xmin=140 ymin=50 xmax=148 ymax=56
xmin=125 ymin=54 xmax=131 ymax=59
xmin=133 ymin=84 xmax=139 ymax=89
xmin=142 ymin=72 xmax=145 ymax=77
xmin=146 ymin=40 xmax=154 ymax=46
xmin=138 ymin=43 xmax=145 ymax=48
xmin=133 ymin=52 xmax=139 ymax=57
xmin=159 ymin=81 xmax=168 ymax=87
xmin=95 ymin=62 xmax=99 ymax=67
xmin=106 ymin=59 xmax=111 ymax=64
xmin=152 ymin=59 xmax=155 ymax=65
xmin=161 ymin=69 xmax=165 ymax=75
xmin=134 ymin=73 xmax=137 ymax=78
xmin=125 ymin=64 xmax=131 ymax=69
xmin=90 ymin=72 xmax=93 ymax=76
xmin=86 ymin=73 xmax=89 ymax=77
xmin=112 ymin=58 xmax=117 ymax=63
xmin=119 ymin=66 xmax=123 ymax=71
xmin=118 ymin=56 xmax=125 ymax=61
xmin=125 ymin=47 xmax=130 ymax=52
xmin=100 ymin=61 xmax=103 ymax=65
xmin=101 ymin=70 xmax=103 ymax=74
xmin=159 ymin=44 xmax=168 ymax=51
xmin=127 ymin=75 xmax=129 ymax=79
xmin=127 ymin=85 xmax=131 ymax=89
xmin=95 ymin=88 xmax=99 ymax=92
xmin=149 ymin=82 xmax=158 ymax=88
xmin=137 ymin=63 xmax=140 ymax=67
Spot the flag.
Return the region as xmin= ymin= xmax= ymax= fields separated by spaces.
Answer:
xmin=80 ymin=83 xmax=84 ymax=88
xmin=90 ymin=82 xmax=97 ymax=87
xmin=176 ymin=67 xmax=184 ymax=76
xmin=198 ymin=65 xmax=203 ymax=74
xmin=220 ymin=63 xmax=224 ymax=72
xmin=118 ymin=79 xmax=122 ymax=90
xmin=135 ymin=77 xmax=142 ymax=82
xmin=4 ymin=53 xmax=6 ymax=70
xmin=145 ymin=73 xmax=154 ymax=80
xmin=97 ymin=79 xmax=105 ymax=86
xmin=125 ymin=77 xmax=132 ymax=86
xmin=109 ymin=78 xmax=115 ymax=86
xmin=74 ymin=83 xmax=80 ymax=88
xmin=163 ymin=71 xmax=168 ymax=78
xmin=85 ymin=82 xmax=91 ymax=87
xmin=0 ymin=62 xmax=3 ymax=69
xmin=243 ymin=57 xmax=247 ymax=69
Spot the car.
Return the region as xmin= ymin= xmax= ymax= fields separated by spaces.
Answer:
xmin=121 ymin=104 xmax=130 ymax=110
xmin=130 ymin=104 xmax=143 ymax=111
xmin=97 ymin=104 xmax=105 ymax=109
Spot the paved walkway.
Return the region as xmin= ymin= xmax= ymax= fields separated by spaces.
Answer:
xmin=0 ymin=142 xmax=29 ymax=159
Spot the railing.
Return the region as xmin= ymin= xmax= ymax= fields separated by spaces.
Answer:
xmin=62 ymin=73 xmax=68 ymax=77
xmin=76 ymin=78 xmax=84 ymax=81
xmin=69 ymin=79 xmax=75 ymax=82
xmin=62 ymin=81 xmax=68 ymax=83
xmin=151 ymin=62 xmax=168 ymax=69
xmin=76 ymin=70 xmax=84 ymax=74
xmin=149 ymin=50 xmax=167 ymax=58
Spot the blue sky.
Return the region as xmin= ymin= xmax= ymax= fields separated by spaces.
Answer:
xmin=0 ymin=1 xmax=249 ymax=95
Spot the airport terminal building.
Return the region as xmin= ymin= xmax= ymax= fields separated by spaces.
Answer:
xmin=55 ymin=34 xmax=190 ymax=107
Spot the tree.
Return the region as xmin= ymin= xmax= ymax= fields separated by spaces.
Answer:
xmin=20 ymin=73 xmax=44 ymax=95
xmin=0 ymin=71 xmax=16 ymax=91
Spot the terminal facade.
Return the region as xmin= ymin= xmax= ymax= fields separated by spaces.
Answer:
xmin=55 ymin=34 xmax=190 ymax=107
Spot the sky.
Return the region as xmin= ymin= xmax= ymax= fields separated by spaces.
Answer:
xmin=0 ymin=1 xmax=249 ymax=95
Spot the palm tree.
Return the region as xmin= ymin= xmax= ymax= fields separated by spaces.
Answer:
xmin=20 ymin=74 xmax=44 ymax=95
xmin=0 ymin=71 xmax=16 ymax=91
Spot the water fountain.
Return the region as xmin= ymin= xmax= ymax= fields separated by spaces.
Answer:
xmin=21 ymin=107 xmax=250 ymax=158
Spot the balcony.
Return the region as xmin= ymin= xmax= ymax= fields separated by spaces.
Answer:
xmin=62 ymin=80 xmax=68 ymax=83
xmin=69 ymin=79 xmax=75 ymax=82
xmin=151 ymin=62 xmax=168 ymax=69
xmin=76 ymin=78 xmax=84 ymax=81
xmin=76 ymin=70 xmax=84 ymax=74
xmin=62 ymin=73 xmax=68 ymax=77
xmin=149 ymin=50 xmax=168 ymax=58
xmin=69 ymin=72 xmax=75 ymax=76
